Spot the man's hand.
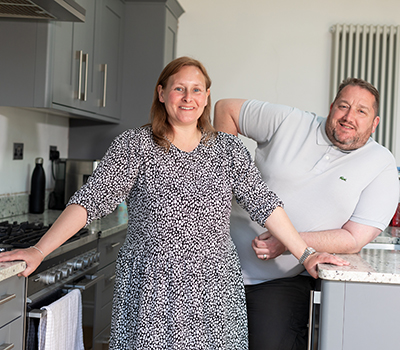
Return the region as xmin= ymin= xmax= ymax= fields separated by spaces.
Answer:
xmin=252 ymin=231 xmax=287 ymax=260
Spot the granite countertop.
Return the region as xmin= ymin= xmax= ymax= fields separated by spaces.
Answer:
xmin=371 ymin=226 xmax=400 ymax=244
xmin=318 ymin=248 xmax=400 ymax=284
xmin=0 ymin=261 xmax=26 ymax=283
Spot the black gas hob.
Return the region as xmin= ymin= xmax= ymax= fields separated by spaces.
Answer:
xmin=0 ymin=220 xmax=89 ymax=252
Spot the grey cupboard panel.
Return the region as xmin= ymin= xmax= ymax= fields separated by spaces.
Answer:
xmin=0 ymin=0 xmax=125 ymax=123
xmin=0 ymin=21 xmax=50 ymax=107
xmin=52 ymin=0 xmax=96 ymax=113
xmin=93 ymin=0 xmax=125 ymax=119
xmin=0 ymin=275 xmax=26 ymax=350
xmin=318 ymin=280 xmax=400 ymax=350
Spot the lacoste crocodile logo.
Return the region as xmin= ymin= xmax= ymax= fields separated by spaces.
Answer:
xmin=339 ymin=176 xmax=347 ymax=181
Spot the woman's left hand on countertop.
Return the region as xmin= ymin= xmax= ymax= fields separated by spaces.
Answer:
xmin=303 ymin=252 xmax=349 ymax=279
xmin=0 ymin=247 xmax=43 ymax=277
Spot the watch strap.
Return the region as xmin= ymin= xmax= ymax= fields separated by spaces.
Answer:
xmin=299 ymin=247 xmax=316 ymax=265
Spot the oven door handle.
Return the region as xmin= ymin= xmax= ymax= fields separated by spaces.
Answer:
xmin=65 ymin=274 xmax=104 ymax=291
xmin=28 ymin=308 xmax=47 ymax=319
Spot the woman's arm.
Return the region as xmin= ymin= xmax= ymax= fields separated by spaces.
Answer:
xmin=0 ymin=204 xmax=87 ymax=277
xmin=263 ymin=207 xmax=349 ymax=278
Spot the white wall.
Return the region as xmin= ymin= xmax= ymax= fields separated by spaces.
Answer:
xmin=2 ymin=0 xmax=400 ymax=198
xmin=0 ymin=107 xmax=69 ymax=195
xmin=176 ymin=0 xmax=400 ymax=163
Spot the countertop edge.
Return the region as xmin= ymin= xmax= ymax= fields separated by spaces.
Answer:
xmin=318 ymin=251 xmax=400 ymax=285
xmin=0 ymin=261 xmax=26 ymax=282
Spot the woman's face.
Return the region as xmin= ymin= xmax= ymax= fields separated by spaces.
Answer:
xmin=157 ymin=65 xmax=210 ymax=129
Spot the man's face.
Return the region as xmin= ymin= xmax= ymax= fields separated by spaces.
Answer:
xmin=325 ymin=85 xmax=380 ymax=151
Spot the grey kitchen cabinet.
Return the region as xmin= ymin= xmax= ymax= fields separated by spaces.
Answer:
xmin=68 ymin=0 xmax=184 ymax=160
xmin=92 ymin=229 xmax=127 ymax=349
xmin=317 ymin=280 xmax=400 ymax=350
xmin=0 ymin=275 xmax=26 ymax=350
xmin=0 ymin=0 xmax=125 ymax=123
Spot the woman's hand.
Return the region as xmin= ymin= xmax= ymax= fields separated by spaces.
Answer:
xmin=252 ymin=231 xmax=287 ymax=260
xmin=303 ymin=252 xmax=349 ymax=278
xmin=0 ymin=247 xmax=44 ymax=277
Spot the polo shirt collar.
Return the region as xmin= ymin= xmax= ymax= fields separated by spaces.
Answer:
xmin=316 ymin=118 xmax=354 ymax=154
xmin=317 ymin=119 xmax=330 ymax=146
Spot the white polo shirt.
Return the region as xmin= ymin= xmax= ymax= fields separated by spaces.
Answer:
xmin=231 ymin=99 xmax=399 ymax=285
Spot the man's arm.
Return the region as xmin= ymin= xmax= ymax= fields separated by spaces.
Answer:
xmin=253 ymin=220 xmax=381 ymax=259
xmin=213 ymin=99 xmax=247 ymax=136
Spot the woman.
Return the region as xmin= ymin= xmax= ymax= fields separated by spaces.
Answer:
xmin=0 ymin=57 xmax=346 ymax=349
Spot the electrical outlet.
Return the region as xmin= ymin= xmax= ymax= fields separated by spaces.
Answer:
xmin=13 ymin=143 xmax=23 ymax=160
xmin=49 ymin=145 xmax=59 ymax=161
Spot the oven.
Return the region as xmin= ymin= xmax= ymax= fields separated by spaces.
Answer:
xmin=0 ymin=220 xmax=103 ymax=350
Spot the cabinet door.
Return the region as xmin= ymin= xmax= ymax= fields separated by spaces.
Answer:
xmin=93 ymin=0 xmax=124 ymax=120
xmin=0 ymin=275 xmax=26 ymax=350
xmin=164 ymin=7 xmax=178 ymax=66
xmin=0 ymin=316 xmax=24 ymax=350
xmin=52 ymin=0 xmax=97 ymax=113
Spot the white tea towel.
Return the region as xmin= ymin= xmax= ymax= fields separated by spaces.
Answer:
xmin=38 ymin=289 xmax=84 ymax=350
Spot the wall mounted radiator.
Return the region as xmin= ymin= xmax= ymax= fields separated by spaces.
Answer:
xmin=330 ymin=24 xmax=400 ymax=155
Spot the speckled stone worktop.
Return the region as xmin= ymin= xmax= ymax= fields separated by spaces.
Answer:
xmin=318 ymin=248 xmax=400 ymax=284
xmin=371 ymin=226 xmax=400 ymax=244
xmin=0 ymin=261 xmax=26 ymax=282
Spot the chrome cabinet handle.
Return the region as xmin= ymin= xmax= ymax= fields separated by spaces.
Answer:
xmin=0 ymin=343 xmax=15 ymax=350
xmin=108 ymin=274 xmax=116 ymax=283
xmin=83 ymin=53 xmax=89 ymax=101
xmin=65 ymin=274 xmax=104 ymax=291
xmin=110 ymin=242 xmax=120 ymax=249
xmin=0 ymin=293 xmax=16 ymax=306
xmin=77 ymin=50 xmax=83 ymax=100
xmin=102 ymin=63 xmax=107 ymax=107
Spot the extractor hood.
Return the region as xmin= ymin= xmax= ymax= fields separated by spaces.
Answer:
xmin=0 ymin=0 xmax=85 ymax=22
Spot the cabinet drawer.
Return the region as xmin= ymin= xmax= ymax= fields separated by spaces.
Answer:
xmin=98 ymin=262 xmax=116 ymax=309
xmin=98 ymin=229 xmax=126 ymax=269
xmin=94 ymin=299 xmax=113 ymax=338
xmin=93 ymin=324 xmax=111 ymax=350
xmin=0 ymin=275 xmax=25 ymax=327
xmin=0 ymin=315 xmax=24 ymax=350
xmin=94 ymin=262 xmax=116 ymax=337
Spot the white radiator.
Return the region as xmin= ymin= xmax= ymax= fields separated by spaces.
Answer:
xmin=330 ymin=24 xmax=400 ymax=154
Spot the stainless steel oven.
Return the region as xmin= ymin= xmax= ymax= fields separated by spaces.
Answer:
xmin=0 ymin=220 xmax=103 ymax=350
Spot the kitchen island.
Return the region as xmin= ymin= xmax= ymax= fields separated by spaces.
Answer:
xmin=317 ymin=247 xmax=400 ymax=350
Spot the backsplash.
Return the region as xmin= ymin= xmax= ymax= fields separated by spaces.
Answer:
xmin=0 ymin=107 xmax=69 ymax=199
xmin=0 ymin=191 xmax=50 ymax=219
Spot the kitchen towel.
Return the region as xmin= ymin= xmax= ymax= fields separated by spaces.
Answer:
xmin=38 ymin=289 xmax=84 ymax=350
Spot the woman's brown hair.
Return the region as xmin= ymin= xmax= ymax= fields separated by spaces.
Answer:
xmin=150 ymin=56 xmax=216 ymax=150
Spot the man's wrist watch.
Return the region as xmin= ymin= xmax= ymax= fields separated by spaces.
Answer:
xmin=299 ymin=247 xmax=316 ymax=265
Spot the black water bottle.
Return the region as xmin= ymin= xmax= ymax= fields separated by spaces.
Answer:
xmin=29 ymin=157 xmax=46 ymax=214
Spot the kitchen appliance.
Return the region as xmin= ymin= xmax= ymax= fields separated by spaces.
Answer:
xmin=0 ymin=220 xmax=102 ymax=350
xmin=49 ymin=158 xmax=100 ymax=210
xmin=0 ymin=0 xmax=86 ymax=21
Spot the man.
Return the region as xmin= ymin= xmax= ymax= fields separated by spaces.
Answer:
xmin=214 ymin=78 xmax=399 ymax=350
